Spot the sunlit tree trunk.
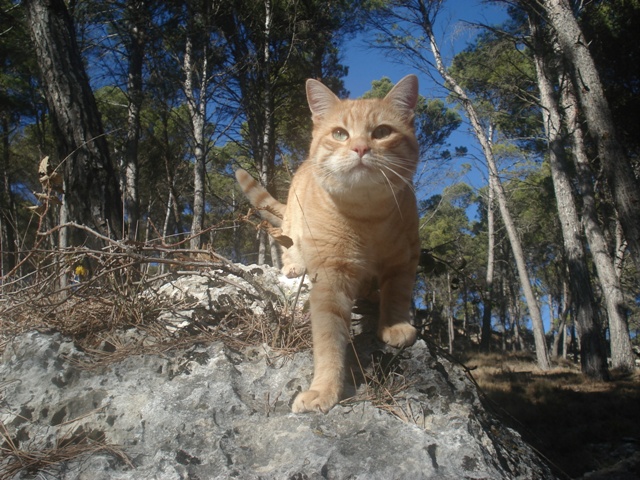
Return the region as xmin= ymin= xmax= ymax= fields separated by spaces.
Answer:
xmin=446 ymin=272 xmax=454 ymax=354
xmin=257 ymin=0 xmax=282 ymax=268
xmin=480 ymin=162 xmax=496 ymax=351
xmin=530 ymin=13 xmax=608 ymax=380
xmin=184 ymin=34 xmax=208 ymax=250
xmin=122 ymin=0 xmax=147 ymax=241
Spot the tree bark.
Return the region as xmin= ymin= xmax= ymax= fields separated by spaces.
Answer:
xmin=542 ymin=0 xmax=640 ymax=275
xmin=25 ymin=0 xmax=122 ymax=241
xmin=422 ymin=9 xmax=550 ymax=369
xmin=122 ymin=0 xmax=147 ymax=241
xmin=1 ymin=115 xmax=18 ymax=276
xmin=557 ymin=50 xmax=635 ymax=372
xmin=530 ymin=13 xmax=608 ymax=379
xmin=221 ymin=0 xmax=285 ymax=267
xmin=183 ymin=33 xmax=208 ymax=251
xmin=480 ymin=154 xmax=496 ymax=351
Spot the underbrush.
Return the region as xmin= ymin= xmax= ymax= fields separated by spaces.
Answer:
xmin=0 ymin=238 xmax=311 ymax=363
xmin=463 ymin=351 xmax=640 ymax=479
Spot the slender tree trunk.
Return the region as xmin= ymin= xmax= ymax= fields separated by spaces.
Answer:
xmin=551 ymin=317 xmax=565 ymax=358
xmin=423 ymin=14 xmax=549 ymax=369
xmin=447 ymin=272 xmax=454 ymax=354
xmin=0 ymin=115 xmax=17 ymax=276
xmin=480 ymin=169 xmax=496 ymax=351
xmin=542 ymin=0 xmax=640 ymax=274
xmin=25 ymin=0 xmax=123 ymax=241
xmin=558 ymin=278 xmax=571 ymax=358
xmin=122 ymin=0 xmax=147 ymax=241
xmin=530 ymin=13 xmax=608 ymax=380
xmin=58 ymin=183 xmax=69 ymax=292
xmin=160 ymin=112 xmax=183 ymax=242
xmin=258 ymin=0 xmax=282 ymax=268
xmin=162 ymin=188 xmax=173 ymax=242
xmin=504 ymin=270 xmax=525 ymax=352
xmin=184 ymin=33 xmax=208 ymax=251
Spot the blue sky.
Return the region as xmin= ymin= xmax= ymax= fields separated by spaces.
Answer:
xmin=343 ymin=0 xmax=509 ymax=96
xmin=341 ymin=1 xmax=509 ymax=198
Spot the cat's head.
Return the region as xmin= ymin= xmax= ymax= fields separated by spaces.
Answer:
xmin=306 ymin=75 xmax=420 ymax=197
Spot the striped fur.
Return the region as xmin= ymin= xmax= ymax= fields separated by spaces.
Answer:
xmin=234 ymin=169 xmax=285 ymax=227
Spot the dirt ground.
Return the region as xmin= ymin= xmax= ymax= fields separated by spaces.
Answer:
xmin=461 ymin=351 xmax=640 ymax=479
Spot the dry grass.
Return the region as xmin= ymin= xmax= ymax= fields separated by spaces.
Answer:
xmin=0 ymin=230 xmax=312 ymax=364
xmin=462 ymin=351 xmax=640 ymax=479
xmin=0 ymin=414 xmax=133 ymax=478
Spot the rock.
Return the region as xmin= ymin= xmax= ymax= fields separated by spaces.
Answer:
xmin=0 ymin=330 xmax=555 ymax=479
xmin=151 ymin=263 xmax=311 ymax=332
xmin=0 ymin=265 xmax=555 ymax=479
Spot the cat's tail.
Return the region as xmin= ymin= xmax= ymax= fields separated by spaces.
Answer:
xmin=235 ymin=168 xmax=285 ymax=227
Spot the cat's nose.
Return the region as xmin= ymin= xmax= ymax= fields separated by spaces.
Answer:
xmin=352 ymin=141 xmax=370 ymax=158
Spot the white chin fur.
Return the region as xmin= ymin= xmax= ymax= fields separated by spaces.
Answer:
xmin=315 ymin=152 xmax=409 ymax=196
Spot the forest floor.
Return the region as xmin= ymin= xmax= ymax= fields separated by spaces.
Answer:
xmin=462 ymin=351 xmax=640 ymax=479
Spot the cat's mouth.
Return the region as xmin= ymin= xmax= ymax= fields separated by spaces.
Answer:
xmin=351 ymin=160 xmax=373 ymax=172
xmin=343 ymin=159 xmax=389 ymax=187
xmin=345 ymin=158 xmax=378 ymax=177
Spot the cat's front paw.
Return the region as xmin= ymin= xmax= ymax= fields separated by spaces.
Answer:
xmin=282 ymin=263 xmax=305 ymax=278
xmin=379 ymin=322 xmax=417 ymax=348
xmin=292 ymin=389 xmax=339 ymax=414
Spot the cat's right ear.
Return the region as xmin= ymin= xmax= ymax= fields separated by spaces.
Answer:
xmin=306 ymin=79 xmax=340 ymax=118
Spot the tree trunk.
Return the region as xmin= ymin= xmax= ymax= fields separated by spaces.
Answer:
xmin=557 ymin=48 xmax=635 ymax=373
xmin=184 ymin=33 xmax=208 ymax=251
xmin=25 ymin=0 xmax=123 ymax=241
xmin=259 ymin=0 xmax=282 ymax=268
xmin=122 ymin=0 xmax=147 ymax=241
xmin=0 ymin=115 xmax=18 ymax=276
xmin=423 ymin=14 xmax=550 ymax=369
xmin=447 ymin=272 xmax=454 ymax=354
xmin=530 ymin=13 xmax=608 ymax=380
xmin=542 ymin=0 xmax=640 ymax=275
xmin=480 ymin=167 xmax=496 ymax=351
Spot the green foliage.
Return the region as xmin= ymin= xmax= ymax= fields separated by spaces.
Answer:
xmin=580 ymin=0 xmax=640 ymax=155
xmin=448 ymin=28 xmax=541 ymax=150
xmin=421 ymin=183 xmax=476 ymax=253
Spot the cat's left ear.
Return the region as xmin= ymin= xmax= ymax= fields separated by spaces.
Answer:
xmin=306 ymin=79 xmax=340 ymax=118
xmin=385 ymin=75 xmax=419 ymax=112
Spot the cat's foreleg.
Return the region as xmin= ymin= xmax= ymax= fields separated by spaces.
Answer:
xmin=292 ymin=279 xmax=353 ymax=413
xmin=378 ymin=269 xmax=417 ymax=348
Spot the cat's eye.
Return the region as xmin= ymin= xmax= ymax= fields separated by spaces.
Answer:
xmin=332 ymin=128 xmax=349 ymax=141
xmin=372 ymin=125 xmax=392 ymax=139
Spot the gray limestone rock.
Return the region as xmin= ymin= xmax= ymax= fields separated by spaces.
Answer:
xmin=0 ymin=265 xmax=556 ymax=479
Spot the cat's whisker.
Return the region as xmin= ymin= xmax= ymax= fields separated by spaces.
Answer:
xmin=379 ymin=169 xmax=404 ymax=217
xmin=380 ymin=163 xmax=416 ymax=194
xmin=384 ymin=155 xmax=415 ymax=172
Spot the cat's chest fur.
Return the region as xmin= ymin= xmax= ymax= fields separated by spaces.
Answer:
xmin=281 ymin=161 xmax=419 ymax=279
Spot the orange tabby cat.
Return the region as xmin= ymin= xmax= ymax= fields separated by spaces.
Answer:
xmin=235 ymin=75 xmax=420 ymax=413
